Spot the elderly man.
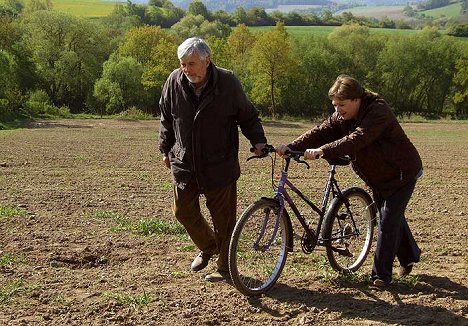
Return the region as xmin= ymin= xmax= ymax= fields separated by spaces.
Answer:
xmin=159 ymin=37 xmax=267 ymax=282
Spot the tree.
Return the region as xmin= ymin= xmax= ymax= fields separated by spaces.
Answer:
xmin=328 ymin=24 xmax=385 ymax=83
xmin=249 ymin=23 xmax=294 ymax=117
xmin=187 ymin=0 xmax=210 ymax=20
xmin=232 ymin=7 xmax=248 ymax=25
xmin=286 ymin=35 xmax=341 ymax=118
xmin=142 ymin=38 xmax=179 ymax=114
xmin=118 ymin=25 xmax=174 ymax=65
xmin=376 ymin=28 xmax=461 ymax=117
xmin=452 ymin=58 xmax=468 ymax=118
xmin=225 ymin=24 xmax=256 ymax=92
xmin=93 ymin=54 xmax=149 ymax=115
xmin=171 ymin=14 xmax=230 ymax=39
xmin=0 ymin=49 xmax=18 ymax=120
xmin=24 ymin=11 xmax=111 ymax=112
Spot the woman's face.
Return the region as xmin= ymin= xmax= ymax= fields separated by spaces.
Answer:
xmin=331 ymin=96 xmax=361 ymax=120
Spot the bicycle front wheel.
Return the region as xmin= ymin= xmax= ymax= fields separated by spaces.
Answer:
xmin=229 ymin=198 xmax=290 ymax=296
xmin=322 ymin=187 xmax=376 ymax=272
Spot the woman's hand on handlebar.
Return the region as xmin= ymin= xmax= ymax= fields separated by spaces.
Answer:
xmin=275 ymin=144 xmax=291 ymax=157
xmin=304 ymin=148 xmax=323 ymax=160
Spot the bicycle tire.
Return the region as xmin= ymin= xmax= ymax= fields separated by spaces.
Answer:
xmin=229 ymin=198 xmax=290 ymax=296
xmin=322 ymin=187 xmax=376 ymax=272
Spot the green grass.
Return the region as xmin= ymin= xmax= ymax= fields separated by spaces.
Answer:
xmin=52 ymin=0 xmax=121 ymax=17
xmin=0 ymin=279 xmax=40 ymax=304
xmin=421 ymin=3 xmax=462 ymax=18
xmin=84 ymin=210 xmax=186 ymax=236
xmin=103 ymin=290 xmax=152 ymax=309
xmin=0 ymin=205 xmax=27 ymax=218
xmin=250 ymin=25 xmax=423 ymax=38
xmin=0 ymin=254 xmax=25 ymax=266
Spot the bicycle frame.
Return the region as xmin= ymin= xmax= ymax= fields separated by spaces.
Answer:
xmin=260 ymin=157 xmax=346 ymax=251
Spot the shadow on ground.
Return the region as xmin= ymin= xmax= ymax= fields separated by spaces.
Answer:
xmin=244 ymin=274 xmax=467 ymax=325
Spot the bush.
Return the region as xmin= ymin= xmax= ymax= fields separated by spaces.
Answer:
xmin=117 ymin=107 xmax=153 ymax=120
xmin=22 ymin=90 xmax=71 ymax=118
xmin=447 ymin=23 xmax=468 ymax=37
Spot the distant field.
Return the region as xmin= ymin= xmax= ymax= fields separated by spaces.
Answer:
xmin=249 ymin=25 xmax=468 ymax=44
xmin=52 ymin=0 xmax=120 ymax=17
xmin=420 ymin=3 xmax=462 ymax=18
xmin=250 ymin=25 xmax=420 ymax=38
xmin=336 ymin=5 xmax=408 ymax=20
xmin=265 ymin=4 xmax=322 ymax=13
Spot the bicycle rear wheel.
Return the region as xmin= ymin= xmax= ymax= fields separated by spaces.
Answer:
xmin=229 ymin=198 xmax=290 ymax=296
xmin=322 ymin=187 xmax=375 ymax=272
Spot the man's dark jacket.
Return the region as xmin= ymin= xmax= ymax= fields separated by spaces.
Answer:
xmin=289 ymin=92 xmax=422 ymax=198
xmin=159 ymin=63 xmax=267 ymax=193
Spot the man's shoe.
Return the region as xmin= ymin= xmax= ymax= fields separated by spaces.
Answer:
xmin=191 ymin=252 xmax=213 ymax=272
xmin=398 ymin=263 xmax=413 ymax=277
xmin=372 ymin=279 xmax=389 ymax=288
xmin=204 ymin=270 xmax=231 ymax=282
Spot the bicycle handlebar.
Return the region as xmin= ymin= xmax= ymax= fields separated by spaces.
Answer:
xmin=248 ymin=144 xmax=310 ymax=168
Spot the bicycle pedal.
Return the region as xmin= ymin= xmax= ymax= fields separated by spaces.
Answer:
xmin=335 ymin=247 xmax=353 ymax=257
xmin=337 ymin=213 xmax=348 ymax=220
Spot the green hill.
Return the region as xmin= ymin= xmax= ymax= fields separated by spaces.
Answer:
xmin=420 ymin=2 xmax=463 ymax=18
xmin=52 ymin=0 xmax=120 ymax=17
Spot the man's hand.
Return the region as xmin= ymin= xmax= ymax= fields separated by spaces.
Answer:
xmin=252 ymin=143 xmax=267 ymax=156
xmin=163 ymin=155 xmax=170 ymax=169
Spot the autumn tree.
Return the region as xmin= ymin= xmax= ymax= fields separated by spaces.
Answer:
xmin=248 ymin=22 xmax=294 ymax=117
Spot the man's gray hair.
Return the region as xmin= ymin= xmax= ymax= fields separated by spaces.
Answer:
xmin=177 ymin=37 xmax=212 ymax=60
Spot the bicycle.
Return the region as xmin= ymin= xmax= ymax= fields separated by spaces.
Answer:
xmin=228 ymin=144 xmax=377 ymax=296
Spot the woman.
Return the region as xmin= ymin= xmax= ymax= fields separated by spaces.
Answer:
xmin=276 ymin=75 xmax=422 ymax=287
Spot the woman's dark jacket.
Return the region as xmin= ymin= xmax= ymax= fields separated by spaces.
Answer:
xmin=158 ymin=63 xmax=267 ymax=193
xmin=289 ymin=92 xmax=422 ymax=198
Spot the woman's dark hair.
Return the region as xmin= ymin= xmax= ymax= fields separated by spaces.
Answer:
xmin=328 ymin=75 xmax=365 ymax=100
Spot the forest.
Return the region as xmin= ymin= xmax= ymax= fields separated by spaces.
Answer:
xmin=0 ymin=0 xmax=467 ymax=128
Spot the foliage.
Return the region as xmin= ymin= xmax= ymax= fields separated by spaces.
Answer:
xmin=1 ymin=3 xmax=467 ymax=124
xmin=447 ymin=22 xmax=468 ymax=37
xmin=93 ymin=54 xmax=149 ymax=115
xmin=171 ymin=14 xmax=231 ymax=39
xmin=23 ymin=10 xmax=110 ymax=113
xmin=249 ymin=22 xmax=294 ymax=117
xmin=452 ymin=58 xmax=468 ymax=118
xmin=117 ymin=106 xmax=154 ymax=120
xmin=376 ymin=27 xmax=462 ymax=118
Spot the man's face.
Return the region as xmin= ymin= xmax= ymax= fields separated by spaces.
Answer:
xmin=179 ymin=52 xmax=210 ymax=86
xmin=331 ymin=96 xmax=361 ymax=120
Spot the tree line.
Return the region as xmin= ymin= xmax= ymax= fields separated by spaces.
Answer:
xmin=0 ymin=1 xmax=467 ymax=127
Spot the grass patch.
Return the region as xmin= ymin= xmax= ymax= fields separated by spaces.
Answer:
xmin=134 ymin=218 xmax=186 ymax=236
xmin=0 ymin=279 xmax=40 ymax=304
xmin=396 ymin=274 xmax=420 ymax=286
xmin=103 ymin=290 xmax=153 ymax=309
xmin=177 ymin=244 xmax=196 ymax=252
xmin=85 ymin=210 xmax=186 ymax=236
xmin=0 ymin=205 xmax=27 ymax=218
xmin=0 ymin=254 xmax=25 ymax=266
xmin=314 ymin=255 xmax=370 ymax=285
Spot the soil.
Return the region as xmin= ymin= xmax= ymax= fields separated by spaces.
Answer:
xmin=0 ymin=119 xmax=467 ymax=326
